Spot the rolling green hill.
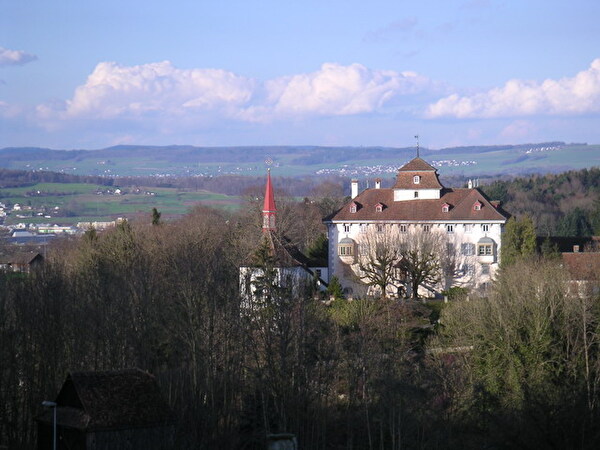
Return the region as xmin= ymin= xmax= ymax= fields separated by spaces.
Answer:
xmin=0 ymin=142 xmax=597 ymax=178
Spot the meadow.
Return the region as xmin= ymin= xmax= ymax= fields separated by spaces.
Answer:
xmin=0 ymin=182 xmax=242 ymax=225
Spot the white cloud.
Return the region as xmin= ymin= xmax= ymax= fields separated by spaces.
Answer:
xmin=0 ymin=47 xmax=37 ymax=66
xmin=266 ymin=63 xmax=430 ymax=117
xmin=38 ymin=61 xmax=435 ymax=125
xmin=426 ymin=58 xmax=600 ymax=118
xmin=56 ymin=61 xmax=255 ymax=119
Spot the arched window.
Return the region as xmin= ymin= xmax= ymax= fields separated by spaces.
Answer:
xmin=413 ymin=175 xmax=420 ymax=184
xmin=477 ymin=237 xmax=495 ymax=256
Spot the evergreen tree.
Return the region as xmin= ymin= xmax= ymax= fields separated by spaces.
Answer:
xmin=502 ymin=215 xmax=537 ymax=267
xmin=151 ymin=207 xmax=161 ymax=226
xmin=326 ymin=275 xmax=344 ymax=299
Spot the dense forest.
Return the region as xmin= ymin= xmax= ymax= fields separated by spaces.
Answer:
xmin=1 ymin=187 xmax=600 ymax=449
xmin=480 ymin=167 xmax=600 ymax=236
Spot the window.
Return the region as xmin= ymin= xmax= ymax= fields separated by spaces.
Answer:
xmin=461 ymin=243 xmax=475 ymax=256
xmin=375 ymin=203 xmax=383 ymax=212
xmin=350 ymin=204 xmax=357 ymax=213
xmin=359 ymin=223 xmax=367 ymax=233
xmin=338 ymin=241 xmax=355 ymax=256
xmin=447 ymin=243 xmax=455 ymax=254
xmin=481 ymin=264 xmax=490 ymax=275
xmin=413 ymin=175 xmax=420 ymax=184
xmin=376 ymin=224 xmax=384 ymax=233
xmin=399 ymin=224 xmax=407 ymax=233
xmin=315 ymin=269 xmax=322 ymax=278
xmin=464 ymin=224 xmax=473 ymax=233
xmin=442 ymin=203 xmax=450 ymax=213
xmin=343 ymin=224 xmax=350 ymax=233
xmin=423 ymin=224 xmax=430 ymax=232
xmin=473 ymin=202 xmax=482 ymax=211
xmin=482 ymin=224 xmax=489 ymax=232
xmin=478 ymin=244 xmax=493 ymax=256
xmin=446 ymin=224 xmax=454 ymax=233
xmin=414 ymin=191 xmax=419 ymax=198
xmin=339 ymin=245 xmax=353 ymax=256
xmin=463 ymin=264 xmax=475 ymax=276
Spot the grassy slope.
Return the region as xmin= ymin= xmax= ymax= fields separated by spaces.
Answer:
xmin=0 ymin=183 xmax=241 ymax=225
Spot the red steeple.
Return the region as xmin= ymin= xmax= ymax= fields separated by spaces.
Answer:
xmin=262 ymin=169 xmax=277 ymax=232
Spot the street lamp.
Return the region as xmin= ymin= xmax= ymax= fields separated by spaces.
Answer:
xmin=41 ymin=401 xmax=57 ymax=450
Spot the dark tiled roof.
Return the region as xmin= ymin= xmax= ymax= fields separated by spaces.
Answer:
xmin=536 ymin=236 xmax=599 ymax=253
xmin=327 ymin=187 xmax=508 ymax=222
xmin=0 ymin=251 xmax=43 ymax=265
xmin=398 ymin=157 xmax=436 ymax=171
xmin=44 ymin=369 xmax=174 ymax=431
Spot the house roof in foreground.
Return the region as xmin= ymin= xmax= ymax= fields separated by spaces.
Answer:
xmin=37 ymin=368 xmax=173 ymax=432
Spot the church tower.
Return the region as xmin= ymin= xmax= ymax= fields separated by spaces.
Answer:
xmin=262 ymin=169 xmax=277 ymax=232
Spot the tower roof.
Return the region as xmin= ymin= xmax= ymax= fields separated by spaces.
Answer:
xmin=398 ymin=157 xmax=437 ymax=172
xmin=263 ymin=169 xmax=276 ymax=213
xmin=393 ymin=157 xmax=443 ymax=190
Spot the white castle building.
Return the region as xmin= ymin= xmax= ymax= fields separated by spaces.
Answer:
xmin=323 ymin=157 xmax=509 ymax=298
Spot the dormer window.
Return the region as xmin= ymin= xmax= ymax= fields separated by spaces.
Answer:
xmin=375 ymin=202 xmax=384 ymax=212
xmin=442 ymin=203 xmax=450 ymax=213
xmin=413 ymin=175 xmax=420 ymax=184
xmin=473 ymin=201 xmax=482 ymax=211
xmin=350 ymin=202 xmax=358 ymax=213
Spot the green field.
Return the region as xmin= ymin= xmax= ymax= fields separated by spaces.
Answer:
xmin=0 ymin=183 xmax=242 ymax=225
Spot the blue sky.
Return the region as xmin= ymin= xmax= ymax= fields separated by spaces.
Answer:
xmin=1 ymin=0 xmax=600 ymax=150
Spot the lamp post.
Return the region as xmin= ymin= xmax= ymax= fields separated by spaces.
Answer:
xmin=41 ymin=401 xmax=57 ymax=450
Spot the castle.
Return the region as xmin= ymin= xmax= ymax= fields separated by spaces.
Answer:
xmin=244 ymin=156 xmax=509 ymax=300
xmin=324 ymin=157 xmax=509 ymax=297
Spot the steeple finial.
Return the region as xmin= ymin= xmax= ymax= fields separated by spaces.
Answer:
xmin=414 ymin=135 xmax=420 ymax=158
xmin=262 ymin=168 xmax=277 ymax=232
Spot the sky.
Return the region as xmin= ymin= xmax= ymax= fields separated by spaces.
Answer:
xmin=1 ymin=0 xmax=600 ymax=150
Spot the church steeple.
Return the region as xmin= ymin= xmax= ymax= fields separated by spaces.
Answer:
xmin=262 ymin=168 xmax=277 ymax=232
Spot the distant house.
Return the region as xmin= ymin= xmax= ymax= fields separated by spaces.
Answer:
xmin=9 ymin=230 xmax=56 ymax=245
xmin=36 ymin=369 xmax=174 ymax=450
xmin=0 ymin=251 xmax=44 ymax=273
xmin=559 ymin=238 xmax=600 ymax=297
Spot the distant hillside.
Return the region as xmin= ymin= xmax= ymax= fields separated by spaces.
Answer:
xmin=0 ymin=142 xmax=598 ymax=177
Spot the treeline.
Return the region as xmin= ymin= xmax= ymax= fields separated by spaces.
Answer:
xmin=481 ymin=167 xmax=600 ymax=236
xmin=1 ymin=202 xmax=600 ymax=449
xmin=0 ymin=168 xmax=114 ymax=188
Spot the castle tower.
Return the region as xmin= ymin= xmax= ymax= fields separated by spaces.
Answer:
xmin=262 ymin=169 xmax=277 ymax=232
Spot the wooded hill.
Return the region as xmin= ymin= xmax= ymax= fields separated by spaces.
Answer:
xmin=481 ymin=167 xmax=600 ymax=236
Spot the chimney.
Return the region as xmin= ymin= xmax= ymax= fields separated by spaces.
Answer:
xmin=573 ymin=245 xmax=580 ymax=253
xmin=468 ymin=179 xmax=473 ymax=189
xmin=351 ymin=179 xmax=359 ymax=199
xmin=374 ymin=178 xmax=381 ymax=189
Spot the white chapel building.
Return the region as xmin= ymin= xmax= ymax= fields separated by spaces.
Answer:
xmin=323 ymin=157 xmax=509 ymax=298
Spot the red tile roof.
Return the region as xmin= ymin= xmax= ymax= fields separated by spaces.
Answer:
xmin=326 ymin=187 xmax=508 ymax=222
xmin=398 ymin=157 xmax=436 ymax=171
xmin=562 ymin=252 xmax=600 ymax=281
xmin=393 ymin=157 xmax=444 ymax=189
xmin=393 ymin=172 xmax=444 ymax=189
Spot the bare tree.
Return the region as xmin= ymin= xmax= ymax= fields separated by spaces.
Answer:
xmin=355 ymin=225 xmax=451 ymax=299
